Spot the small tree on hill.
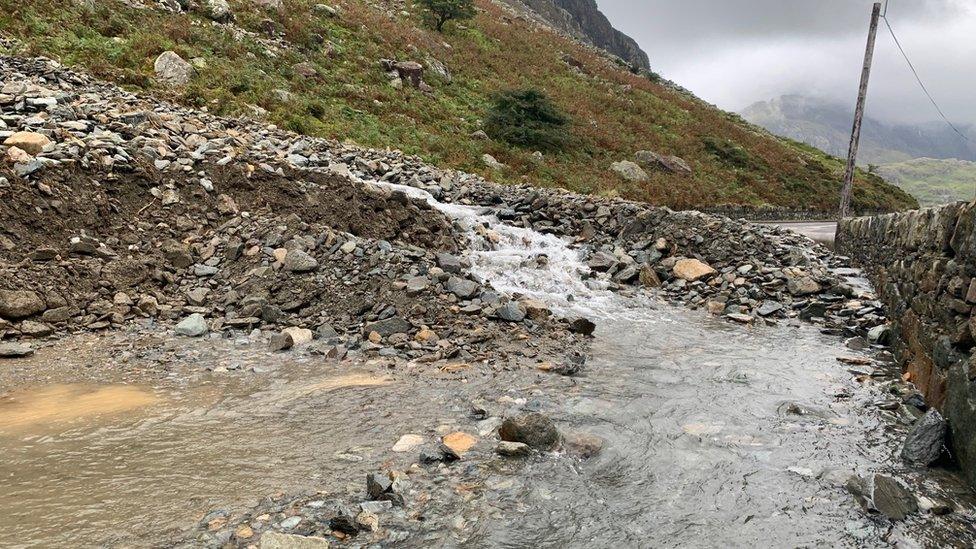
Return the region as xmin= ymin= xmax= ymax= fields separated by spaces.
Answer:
xmin=420 ymin=0 xmax=476 ymax=32
xmin=484 ymin=89 xmax=570 ymax=151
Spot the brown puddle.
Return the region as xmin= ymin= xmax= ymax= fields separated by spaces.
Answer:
xmin=0 ymin=383 xmax=160 ymax=434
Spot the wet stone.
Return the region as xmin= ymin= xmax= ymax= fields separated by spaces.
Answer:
xmin=568 ymin=316 xmax=596 ymax=336
xmin=871 ymin=474 xmax=918 ymax=521
xmin=499 ymin=413 xmax=560 ymax=450
xmin=901 ymin=409 xmax=947 ymax=466
xmin=496 ymin=302 xmax=526 ymax=322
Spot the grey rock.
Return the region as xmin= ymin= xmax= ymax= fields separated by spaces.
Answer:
xmin=154 ymin=51 xmax=194 ymax=87
xmin=496 ymin=301 xmax=526 ymax=322
xmin=446 ymin=276 xmax=479 ymax=299
xmin=901 ymin=409 xmax=946 ymax=466
xmin=496 ymin=441 xmax=532 ymax=457
xmin=0 ymin=342 xmax=34 ymax=358
xmin=756 ymin=301 xmax=783 ymax=317
xmin=871 ymin=474 xmax=918 ymax=520
xmin=175 ymin=313 xmax=208 ymax=337
xmin=436 ymin=252 xmax=463 ymax=274
xmin=610 ymin=160 xmax=648 ymax=182
xmin=365 ymin=316 xmax=412 ymax=337
xmin=283 ymin=250 xmax=318 ymax=272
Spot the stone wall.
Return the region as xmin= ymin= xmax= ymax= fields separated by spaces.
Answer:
xmin=837 ymin=202 xmax=976 ymax=485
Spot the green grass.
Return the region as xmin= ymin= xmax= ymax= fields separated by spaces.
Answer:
xmin=0 ymin=0 xmax=919 ymax=213
xmin=877 ymin=158 xmax=976 ymax=207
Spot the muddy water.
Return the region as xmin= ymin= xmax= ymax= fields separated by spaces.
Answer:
xmin=1 ymin=187 xmax=974 ymax=547
xmin=0 ymin=363 xmax=414 ymax=547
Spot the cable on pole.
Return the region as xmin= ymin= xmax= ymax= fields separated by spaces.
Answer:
xmin=882 ymin=10 xmax=970 ymax=141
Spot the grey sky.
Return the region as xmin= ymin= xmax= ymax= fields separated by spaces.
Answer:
xmin=597 ymin=0 xmax=976 ymax=125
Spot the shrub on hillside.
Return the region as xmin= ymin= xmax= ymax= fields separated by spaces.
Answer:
xmin=419 ymin=0 xmax=476 ymax=32
xmin=484 ymin=89 xmax=570 ymax=151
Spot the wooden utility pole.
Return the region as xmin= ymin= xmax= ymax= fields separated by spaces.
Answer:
xmin=838 ymin=2 xmax=882 ymax=220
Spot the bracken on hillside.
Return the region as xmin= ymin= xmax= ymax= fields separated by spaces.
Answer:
xmin=0 ymin=0 xmax=918 ymax=213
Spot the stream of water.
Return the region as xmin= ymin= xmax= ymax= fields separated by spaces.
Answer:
xmin=0 ymin=184 xmax=972 ymax=547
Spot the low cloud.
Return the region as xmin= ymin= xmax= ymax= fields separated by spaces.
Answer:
xmin=598 ymin=0 xmax=976 ymax=124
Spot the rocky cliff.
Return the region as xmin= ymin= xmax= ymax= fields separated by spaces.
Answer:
xmin=500 ymin=0 xmax=650 ymax=71
xmin=838 ymin=204 xmax=976 ymax=487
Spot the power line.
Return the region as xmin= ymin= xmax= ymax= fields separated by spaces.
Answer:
xmin=881 ymin=7 xmax=970 ymax=141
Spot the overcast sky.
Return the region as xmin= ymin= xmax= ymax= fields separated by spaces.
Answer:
xmin=597 ymin=0 xmax=976 ymax=125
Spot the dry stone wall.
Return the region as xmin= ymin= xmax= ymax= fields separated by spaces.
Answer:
xmin=838 ymin=202 xmax=976 ymax=486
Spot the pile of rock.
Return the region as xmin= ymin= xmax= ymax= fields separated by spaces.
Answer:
xmin=0 ymin=56 xmax=587 ymax=364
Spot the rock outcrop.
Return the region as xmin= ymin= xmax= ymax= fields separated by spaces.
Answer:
xmin=500 ymin=0 xmax=650 ymax=71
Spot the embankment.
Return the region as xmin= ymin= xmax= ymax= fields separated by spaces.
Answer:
xmin=838 ymin=203 xmax=976 ymax=485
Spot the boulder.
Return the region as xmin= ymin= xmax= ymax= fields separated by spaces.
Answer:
xmin=154 ymin=51 xmax=194 ymax=87
xmin=175 ymin=313 xmax=208 ymax=337
xmin=482 ymin=154 xmax=506 ymax=171
xmin=204 ymin=0 xmax=233 ymax=22
xmin=393 ymin=61 xmax=424 ymax=88
xmin=499 ymin=413 xmax=560 ymax=450
xmin=610 ymin=160 xmax=649 ymax=182
xmin=282 ymin=250 xmax=318 ymax=272
xmin=446 ymin=276 xmax=479 ymax=299
xmin=0 ymin=290 xmax=46 ymax=319
xmin=635 ymin=150 xmax=692 ymax=175
xmin=673 ymin=258 xmax=716 ymax=282
xmin=787 ymin=274 xmax=821 ymax=296
xmin=871 ymin=474 xmax=918 ymax=520
xmin=281 ymin=327 xmax=314 ymax=346
xmin=0 ymin=342 xmax=34 ymax=358
xmin=365 ymin=316 xmax=412 ymax=337
xmin=436 ymin=252 xmax=463 ymax=273
xmin=639 ymin=264 xmax=661 ymax=288
xmin=496 ymin=302 xmax=526 ymax=322
xmin=901 ymin=409 xmax=946 ymax=466
xmin=3 ymin=132 xmax=51 ymax=155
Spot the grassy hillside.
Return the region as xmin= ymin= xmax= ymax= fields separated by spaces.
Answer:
xmin=877 ymin=158 xmax=976 ymax=207
xmin=0 ymin=0 xmax=917 ymax=213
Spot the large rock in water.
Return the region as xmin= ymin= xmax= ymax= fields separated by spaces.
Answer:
xmin=0 ymin=290 xmax=46 ymax=319
xmin=3 ymin=131 xmax=52 ymax=155
xmin=673 ymin=258 xmax=716 ymax=282
xmin=610 ymin=160 xmax=648 ymax=182
xmin=871 ymin=474 xmax=918 ymax=520
xmin=499 ymin=413 xmax=560 ymax=450
xmin=901 ymin=409 xmax=947 ymax=466
xmin=154 ymin=51 xmax=194 ymax=87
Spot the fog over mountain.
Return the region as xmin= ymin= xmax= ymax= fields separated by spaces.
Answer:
xmin=597 ymin=0 xmax=976 ymax=127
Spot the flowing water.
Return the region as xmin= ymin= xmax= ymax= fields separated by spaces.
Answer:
xmin=0 ymin=186 xmax=973 ymax=547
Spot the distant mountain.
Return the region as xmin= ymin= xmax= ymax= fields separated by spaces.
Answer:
xmin=741 ymin=95 xmax=976 ymax=166
xmin=876 ymin=158 xmax=976 ymax=206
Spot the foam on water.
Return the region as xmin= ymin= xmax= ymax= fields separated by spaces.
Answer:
xmin=366 ymin=181 xmax=653 ymax=320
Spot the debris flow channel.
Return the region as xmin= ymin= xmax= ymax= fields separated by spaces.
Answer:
xmin=0 ymin=184 xmax=972 ymax=548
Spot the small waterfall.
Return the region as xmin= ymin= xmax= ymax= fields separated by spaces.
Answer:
xmin=365 ymin=181 xmax=648 ymax=319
